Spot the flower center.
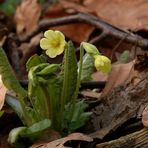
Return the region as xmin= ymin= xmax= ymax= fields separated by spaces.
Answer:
xmin=51 ymin=40 xmax=60 ymax=48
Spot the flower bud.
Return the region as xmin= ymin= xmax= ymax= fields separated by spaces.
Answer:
xmin=94 ymin=55 xmax=111 ymax=73
xmin=82 ymin=42 xmax=100 ymax=55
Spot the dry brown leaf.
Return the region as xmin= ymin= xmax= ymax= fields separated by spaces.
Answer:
xmin=0 ymin=75 xmax=7 ymax=110
xmin=52 ymin=23 xmax=94 ymax=43
xmin=45 ymin=3 xmax=94 ymax=43
xmin=31 ymin=133 xmax=93 ymax=148
xmin=15 ymin=0 xmax=41 ymax=35
xmin=84 ymin=0 xmax=148 ymax=31
xmin=101 ymin=61 xmax=135 ymax=97
xmin=92 ymin=72 xmax=108 ymax=82
xmin=80 ymin=90 xmax=101 ymax=99
xmin=59 ymin=0 xmax=92 ymax=14
xmin=142 ymin=105 xmax=148 ymax=127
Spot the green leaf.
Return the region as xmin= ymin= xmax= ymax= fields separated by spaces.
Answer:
xmin=8 ymin=119 xmax=51 ymax=145
xmin=28 ymin=63 xmax=62 ymax=127
xmin=118 ymin=50 xmax=130 ymax=63
xmin=0 ymin=0 xmax=21 ymax=16
xmin=5 ymin=94 xmax=25 ymax=123
xmin=79 ymin=53 xmax=94 ymax=81
xmin=21 ymin=119 xmax=51 ymax=137
xmin=64 ymin=100 xmax=92 ymax=132
xmin=26 ymin=54 xmax=46 ymax=71
xmin=36 ymin=64 xmax=60 ymax=76
xmin=8 ymin=126 xmax=27 ymax=145
xmin=0 ymin=48 xmax=27 ymax=98
xmin=61 ymin=41 xmax=78 ymax=104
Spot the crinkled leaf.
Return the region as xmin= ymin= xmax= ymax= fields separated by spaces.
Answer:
xmin=64 ymin=101 xmax=92 ymax=132
xmin=36 ymin=64 xmax=60 ymax=76
xmin=61 ymin=41 xmax=78 ymax=104
xmin=0 ymin=48 xmax=27 ymax=98
xmin=21 ymin=119 xmax=51 ymax=137
xmin=5 ymin=94 xmax=25 ymax=123
xmin=28 ymin=63 xmax=62 ymax=128
xmin=26 ymin=54 xmax=46 ymax=71
xmin=79 ymin=53 xmax=94 ymax=81
xmin=26 ymin=107 xmax=41 ymax=124
xmin=8 ymin=119 xmax=51 ymax=145
xmin=8 ymin=127 xmax=27 ymax=145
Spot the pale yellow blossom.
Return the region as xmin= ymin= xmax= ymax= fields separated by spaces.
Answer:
xmin=94 ymin=55 xmax=111 ymax=73
xmin=40 ymin=30 xmax=66 ymax=58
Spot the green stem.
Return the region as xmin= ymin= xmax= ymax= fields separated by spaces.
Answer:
xmin=73 ymin=44 xmax=84 ymax=102
xmin=19 ymin=96 xmax=33 ymax=126
xmin=70 ymin=44 xmax=84 ymax=119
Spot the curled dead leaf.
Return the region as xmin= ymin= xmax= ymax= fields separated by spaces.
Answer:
xmin=101 ymin=61 xmax=135 ymax=97
xmin=15 ymin=0 xmax=41 ymax=35
xmin=59 ymin=0 xmax=92 ymax=14
xmin=84 ymin=0 xmax=148 ymax=31
xmin=80 ymin=90 xmax=101 ymax=100
xmin=45 ymin=2 xmax=94 ymax=43
xmin=142 ymin=105 xmax=148 ymax=127
xmin=31 ymin=133 xmax=93 ymax=148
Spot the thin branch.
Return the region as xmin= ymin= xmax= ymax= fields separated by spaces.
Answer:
xmin=19 ymin=13 xmax=148 ymax=50
xmin=89 ymin=31 xmax=108 ymax=44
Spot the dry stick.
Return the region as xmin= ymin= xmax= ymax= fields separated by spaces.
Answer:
xmin=96 ymin=128 xmax=148 ymax=148
xmin=19 ymin=13 xmax=148 ymax=50
xmin=89 ymin=31 xmax=108 ymax=44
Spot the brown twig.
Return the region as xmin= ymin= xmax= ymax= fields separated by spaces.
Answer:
xmin=19 ymin=13 xmax=148 ymax=50
xmin=89 ymin=31 xmax=108 ymax=44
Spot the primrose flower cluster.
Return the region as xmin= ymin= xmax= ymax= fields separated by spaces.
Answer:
xmin=40 ymin=30 xmax=111 ymax=73
xmin=40 ymin=30 xmax=66 ymax=58
xmin=82 ymin=42 xmax=111 ymax=73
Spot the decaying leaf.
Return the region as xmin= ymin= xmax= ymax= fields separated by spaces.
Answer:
xmin=80 ymin=90 xmax=101 ymax=100
xmin=31 ymin=133 xmax=93 ymax=148
xmin=84 ymin=0 xmax=148 ymax=31
xmin=0 ymin=75 xmax=7 ymax=110
xmin=59 ymin=0 xmax=92 ymax=14
xmin=52 ymin=23 xmax=94 ymax=43
xmin=101 ymin=61 xmax=135 ymax=97
xmin=142 ymin=105 xmax=148 ymax=127
xmin=15 ymin=0 xmax=41 ymax=35
xmin=45 ymin=2 xmax=94 ymax=43
xmin=92 ymin=71 xmax=108 ymax=82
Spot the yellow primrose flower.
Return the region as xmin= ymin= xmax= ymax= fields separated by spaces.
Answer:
xmin=40 ymin=30 xmax=66 ymax=58
xmin=94 ymin=55 xmax=111 ymax=73
xmin=82 ymin=42 xmax=100 ymax=55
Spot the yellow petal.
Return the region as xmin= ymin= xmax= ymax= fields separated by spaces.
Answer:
xmin=55 ymin=31 xmax=65 ymax=41
xmin=56 ymin=46 xmax=64 ymax=55
xmin=40 ymin=38 xmax=51 ymax=50
xmin=46 ymin=49 xmax=57 ymax=58
xmin=44 ymin=30 xmax=56 ymax=40
xmin=94 ymin=55 xmax=111 ymax=73
xmin=40 ymin=30 xmax=66 ymax=58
